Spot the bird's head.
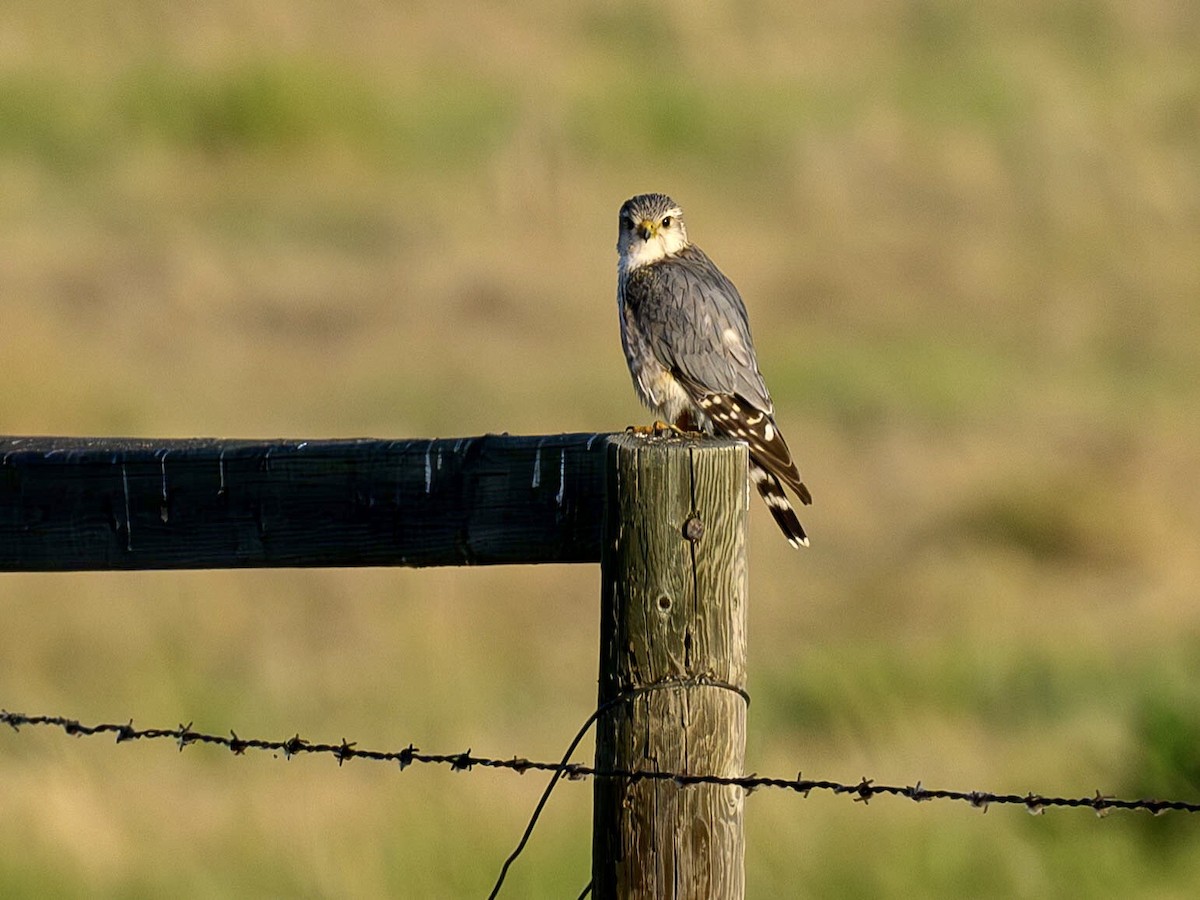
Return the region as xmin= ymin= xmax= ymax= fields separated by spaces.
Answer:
xmin=617 ymin=193 xmax=688 ymax=272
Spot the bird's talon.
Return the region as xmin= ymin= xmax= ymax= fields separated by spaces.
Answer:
xmin=625 ymin=420 xmax=681 ymax=437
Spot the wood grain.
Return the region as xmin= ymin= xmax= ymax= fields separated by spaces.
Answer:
xmin=594 ymin=433 xmax=748 ymax=900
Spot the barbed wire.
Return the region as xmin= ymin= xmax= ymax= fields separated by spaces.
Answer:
xmin=3 ymin=708 xmax=1197 ymax=817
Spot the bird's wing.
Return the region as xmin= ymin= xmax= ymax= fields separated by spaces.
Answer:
xmin=696 ymin=391 xmax=811 ymax=504
xmin=624 ymin=244 xmax=774 ymax=412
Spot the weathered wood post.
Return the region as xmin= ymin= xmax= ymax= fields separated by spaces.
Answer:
xmin=593 ymin=433 xmax=749 ymax=899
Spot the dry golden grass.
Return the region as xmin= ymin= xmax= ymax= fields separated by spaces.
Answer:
xmin=2 ymin=1 xmax=1200 ymax=896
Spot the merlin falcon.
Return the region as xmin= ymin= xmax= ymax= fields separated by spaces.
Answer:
xmin=616 ymin=192 xmax=812 ymax=547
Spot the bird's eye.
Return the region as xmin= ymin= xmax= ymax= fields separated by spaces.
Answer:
xmin=661 ymin=216 xmax=673 ymax=228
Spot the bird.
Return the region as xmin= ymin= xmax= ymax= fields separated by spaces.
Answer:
xmin=615 ymin=192 xmax=812 ymax=547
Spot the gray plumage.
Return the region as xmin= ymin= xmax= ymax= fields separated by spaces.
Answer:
xmin=616 ymin=192 xmax=812 ymax=547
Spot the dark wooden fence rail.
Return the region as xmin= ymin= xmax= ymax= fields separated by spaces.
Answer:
xmin=0 ymin=433 xmax=608 ymax=570
xmin=0 ymin=431 xmax=749 ymax=900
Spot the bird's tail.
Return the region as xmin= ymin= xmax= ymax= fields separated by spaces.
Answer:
xmin=750 ymin=461 xmax=809 ymax=548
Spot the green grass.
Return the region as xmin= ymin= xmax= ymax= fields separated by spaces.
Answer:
xmin=0 ymin=61 xmax=516 ymax=173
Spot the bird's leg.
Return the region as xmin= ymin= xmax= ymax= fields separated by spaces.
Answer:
xmin=672 ymin=410 xmax=707 ymax=437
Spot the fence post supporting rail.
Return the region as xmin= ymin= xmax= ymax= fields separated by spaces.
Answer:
xmin=593 ymin=433 xmax=748 ymax=899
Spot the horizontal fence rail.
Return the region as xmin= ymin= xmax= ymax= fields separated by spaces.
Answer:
xmin=0 ymin=433 xmax=610 ymax=570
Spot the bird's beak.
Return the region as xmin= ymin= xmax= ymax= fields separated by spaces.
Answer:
xmin=636 ymin=220 xmax=658 ymax=241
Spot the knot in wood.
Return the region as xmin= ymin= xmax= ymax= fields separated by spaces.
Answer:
xmin=682 ymin=515 xmax=704 ymax=543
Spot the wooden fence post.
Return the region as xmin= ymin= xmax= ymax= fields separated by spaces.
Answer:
xmin=593 ymin=433 xmax=748 ymax=899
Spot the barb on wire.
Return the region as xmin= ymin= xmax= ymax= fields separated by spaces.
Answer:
xmin=2 ymin=708 xmax=1197 ymax=818
xmin=487 ymin=676 xmax=736 ymax=899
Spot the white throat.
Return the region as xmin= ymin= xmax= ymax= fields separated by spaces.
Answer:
xmin=618 ymin=230 xmax=689 ymax=276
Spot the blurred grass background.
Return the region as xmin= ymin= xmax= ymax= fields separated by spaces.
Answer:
xmin=2 ymin=0 xmax=1199 ymax=896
